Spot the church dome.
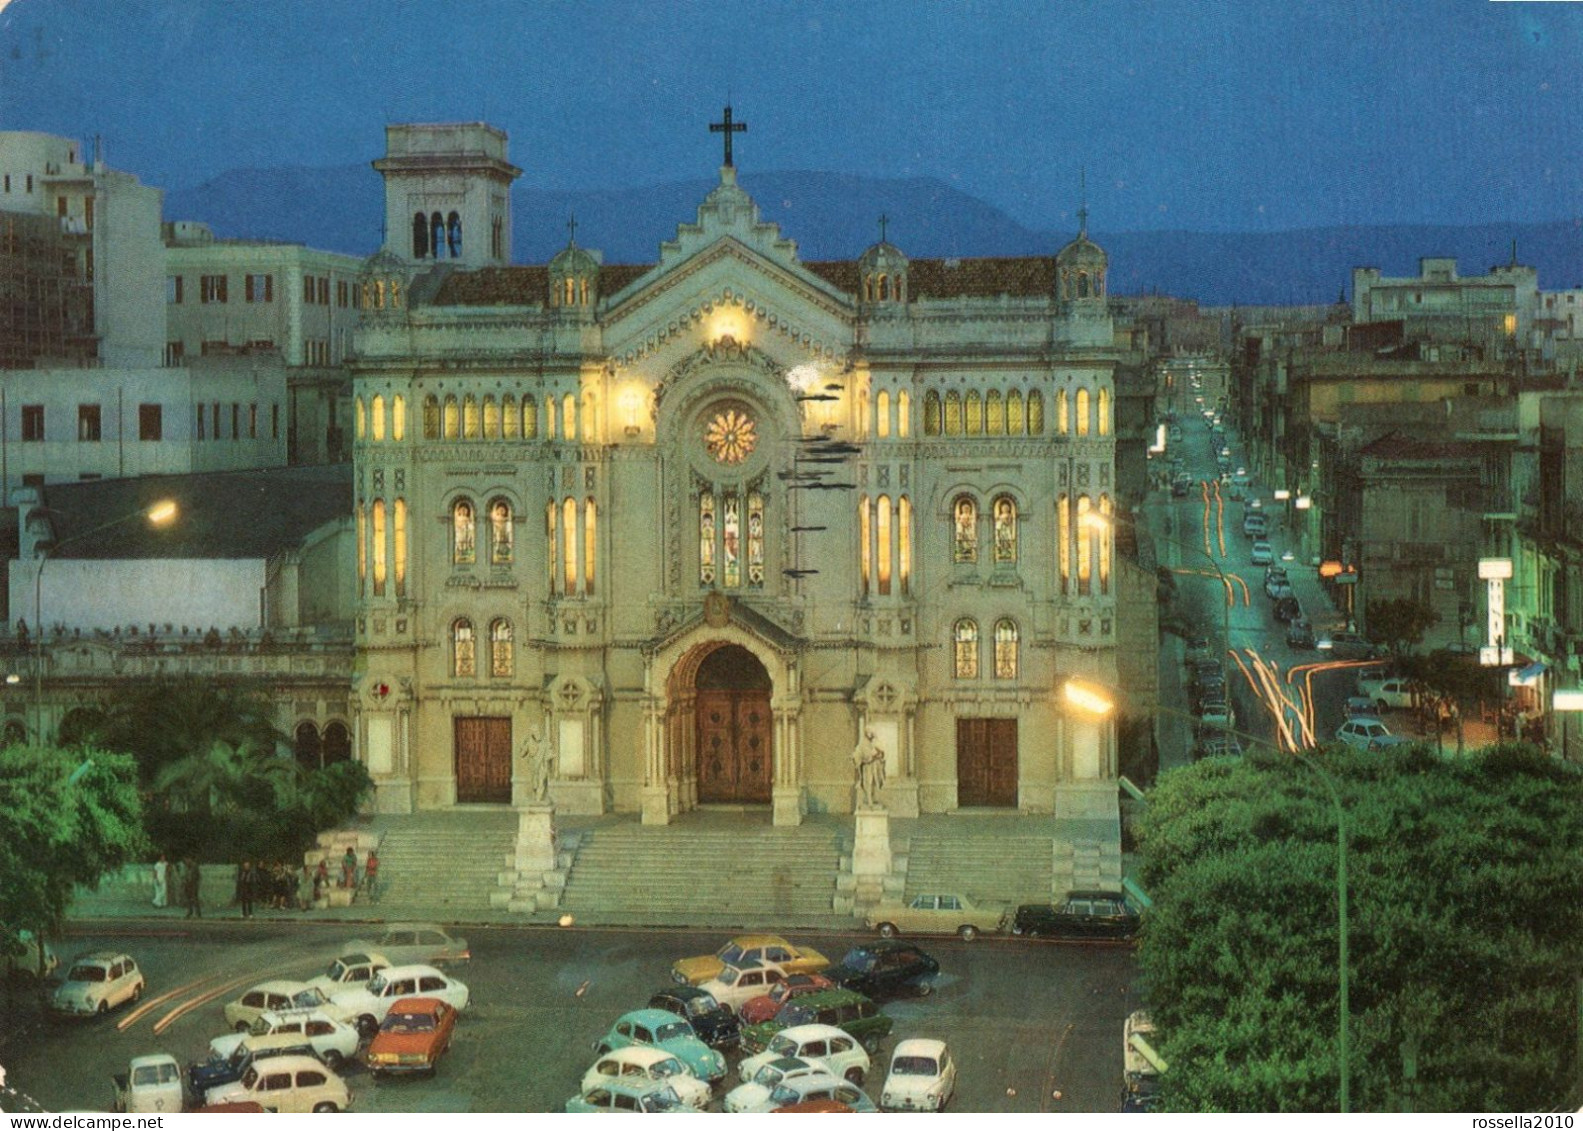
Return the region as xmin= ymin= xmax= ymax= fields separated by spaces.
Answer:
xmin=359 ymin=248 xmax=410 ymax=314
xmin=1056 ymin=212 xmax=1107 ymax=302
xmin=549 ymin=240 xmax=599 ymax=309
xmin=859 ymin=240 xmax=908 ymax=305
xmin=550 ymin=243 xmax=599 ymax=277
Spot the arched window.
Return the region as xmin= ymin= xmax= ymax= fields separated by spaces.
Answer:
xmin=1058 ymin=494 xmax=1071 ymax=592
xmin=354 ymin=397 xmax=365 ymax=441
xmin=562 ymin=497 xmax=578 ymax=595
xmin=446 ymin=212 xmax=461 ymax=258
xmin=1028 ymin=389 xmax=1045 ymax=434
xmin=371 ymin=499 xmax=387 ymax=596
xmin=412 ymin=212 xmax=429 ymax=259
xmin=994 ymin=619 xmax=1019 ymax=679
xmin=423 ymin=395 xmax=439 ymax=439
xmin=924 ymin=391 xmax=942 ymax=436
xmin=876 ymin=390 xmax=890 ymax=439
xmin=355 ymin=502 xmax=366 ymax=595
xmin=1056 ymin=388 xmax=1070 ymax=435
xmin=392 ymin=395 xmax=406 ymax=441
xmin=1099 ymin=494 xmax=1113 ymax=595
xmin=1076 ymin=494 xmax=1092 ymax=593
xmin=563 ymin=394 xmax=577 ymax=441
xmin=502 ymin=394 xmax=519 ymax=438
xmin=523 ymin=395 xmax=538 ymax=439
xmin=965 ymin=391 xmax=983 ymax=435
xmin=430 ymin=212 xmax=444 ymax=260
xmin=897 ymin=390 xmax=910 ymax=438
xmin=953 ymin=619 xmax=979 ymax=679
xmin=1078 ymin=271 xmax=1090 ymax=298
xmin=463 ymin=394 xmax=480 ymax=439
xmin=699 ymin=490 xmax=716 ymax=587
xmin=1097 ymin=387 xmax=1111 ymax=437
xmin=393 ymin=498 xmax=407 ymax=596
xmin=858 ymin=496 xmax=871 ymax=597
xmin=857 ymin=390 xmax=869 ymax=439
xmin=992 ymin=495 xmax=1018 ymax=564
xmin=452 ymin=619 xmax=476 ymax=678
xmin=898 ymin=495 xmax=912 ymax=595
xmin=878 ymin=274 xmax=889 ymax=301
xmin=443 ymin=395 xmax=459 ymax=439
xmin=370 ymin=394 xmax=385 ymax=442
xmin=584 ymin=497 xmax=598 ymax=593
xmin=945 ymin=391 xmax=962 ymax=435
xmin=985 ymin=390 xmax=1003 ymax=435
xmin=489 ymin=499 xmax=512 ymax=564
xmin=293 ymin=721 xmax=322 ymax=771
xmin=322 ymin=721 xmax=351 ymax=765
xmin=747 ymin=492 xmax=764 ymax=587
xmin=489 ymin=618 xmax=513 ymax=677
xmin=1076 ymin=388 xmax=1091 ymax=437
xmin=482 ymin=396 xmax=500 ymax=439
xmin=953 ymin=495 xmax=978 ymax=563
xmin=547 ymin=500 xmax=559 ymax=594
xmin=1007 ymin=389 xmax=1025 ymax=435
xmin=453 ymin=499 xmax=476 ymax=565
xmin=877 ymin=494 xmax=892 ymax=596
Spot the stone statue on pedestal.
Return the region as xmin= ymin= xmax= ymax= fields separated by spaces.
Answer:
xmin=851 ymin=728 xmax=887 ymax=808
xmin=521 ymin=727 xmax=554 ymax=803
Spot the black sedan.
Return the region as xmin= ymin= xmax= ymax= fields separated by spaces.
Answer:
xmin=646 ymin=985 xmax=740 ymax=1049
xmin=1010 ymin=891 xmax=1140 ymax=940
xmin=821 ymin=942 xmax=938 ymax=1000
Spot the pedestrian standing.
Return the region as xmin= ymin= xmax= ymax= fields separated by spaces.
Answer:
xmin=184 ymin=858 xmax=203 ymax=919
xmin=151 ymin=854 xmax=169 ymax=909
xmin=237 ymin=860 xmax=255 ymax=918
xmin=341 ymin=845 xmax=357 ymax=890
xmin=314 ymin=858 xmax=329 ymax=907
xmin=297 ymin=862 xmax=313 ymax=911
xmin=362 ymin=849 xmax=380 ymax=904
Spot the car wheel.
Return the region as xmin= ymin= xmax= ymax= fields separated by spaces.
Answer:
xmin=131 ymin=983 xmax=142 ymax=1002
xmin=861 ymin=1034 xmax=882 ymax=1054
xmin=357 ymin=1015 xmax=378 ymax=1039
xmin=312 ymin=1103 xmax=338 ymax=1113
xmin=957 ymin=924 xmax=979 ymax=942
xmin=845 ymin=1067 xmax=864 ymax=1085
xmin=235 ymin=1020 xmax=251 ymax=1033
xmin=877 ymin=922 xmax=898 ymax=939
xmin=322 ymin=1049 xmax=344 ymax=1070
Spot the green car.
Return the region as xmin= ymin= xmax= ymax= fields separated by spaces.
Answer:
xmin=740 ymin=988 xmax=892 ymax=1054
xmin=593 ymin=1008 xmax=727 ymax=1082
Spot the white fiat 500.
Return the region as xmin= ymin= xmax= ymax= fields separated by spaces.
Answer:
xmin=697 ymin=961 xmax=788 ymax=1014
xmin=330 ymin=964 xmax=469 ymax=1036
xmin=579 ymin=1047 xmax=710 ymax=1111
xmin=738 ymin=1024 xmax=869 ymax=1087
xmin=881 ymin=1038 xmax=957 ymax=1112
xmin=208 ymin=1007 xmax=361 ymax=1069
xmin=51 ymin=952 xmax=144 ymax=1016
xmin=206 ymin=1054 xmax=352 ymax=1113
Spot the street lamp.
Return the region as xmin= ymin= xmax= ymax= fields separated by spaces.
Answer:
xmin=32 ymin=498 xmax=178 ymax=742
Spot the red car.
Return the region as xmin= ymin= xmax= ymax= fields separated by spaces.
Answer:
xmin=737 ymin=974 xmax=835 ymax=1025
xmin=364 ymin=996 xmax=457 ymax=1077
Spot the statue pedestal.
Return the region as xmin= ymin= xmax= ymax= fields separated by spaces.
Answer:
xmin=852 ymin=806 xmax=892 ymax=879
xmin=493 ymin=802 xmax=565 ymax=913
xmin=513 ymin=804 xmax=556 ymax=873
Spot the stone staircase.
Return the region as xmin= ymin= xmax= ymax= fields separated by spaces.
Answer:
xmin=365 ymin=810 xmax=518 ymax=915
xmin=901 ymin=827 xmax=1058 ymax=906
xmin=557 ymin=817 xmax=844 ymax=925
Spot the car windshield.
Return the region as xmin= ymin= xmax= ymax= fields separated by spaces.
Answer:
xmin=67 ymin=964 xmax=106 ymax=982
xmin=640 ymin=1087 xmax=683 ymax=1113
xmin=716 ymin=943 xmax=748 ymax=965
xmin=714 ymin=967 xmax=740 ymax=986
xmin=291 ymin=988 xmax=328 ymax=1008
xmin=654 ymin=1020 xmax=693 ymax=1042
xmin=247 ymin=1017 xmax=274 ymax=1036
xmin=891 ymin=1056 xmax=940 ymax=1076
xmin=768 ymin=1034 xmax=801 ymax=1058
xmin=753 ymin=1064 xmax=790 ymax=1085
xmin=382 ymin=1011 xmax=434 ymax=1033
xmin=687 ymin=994 xmax=719 ymax=1016
xmin=366 ymin=974 xmax=389 ymax=995
xmin=781 ymin=1004 xmax=816 ymax=1025
xmin=325 ymin=959 xmax=350 ymax=981
xmin=768 ymin=1085 xmax=802 ymax=1105
xmin=240 ymin=1068 xmax=258 ymax=1089
xmin=839 ymin=949 xmax=877 ymax=972
xmin=651 ymin=1058 xmax=684 ymax=1078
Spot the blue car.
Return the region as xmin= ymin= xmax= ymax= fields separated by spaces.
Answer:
xmin=593 ymin=1008 xmax=727 ymax=1082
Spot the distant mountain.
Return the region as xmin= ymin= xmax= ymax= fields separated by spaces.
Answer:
xmin=164 ymin=165 xmax=1583 ymax=307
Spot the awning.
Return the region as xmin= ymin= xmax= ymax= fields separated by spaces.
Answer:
xmin=1509 ymin=661 xmax=1547 ymax=687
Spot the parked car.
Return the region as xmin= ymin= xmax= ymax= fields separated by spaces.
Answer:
xmin=1249 ymin=539 xmax=1273 ymax=566
xmin=305 ymin=951 xmax=390 ymax=996
xmin=52 ymin=952 xmax=144 ymax=1016
xmin=111 ymin=1054 xmax=184 ymax=1114
xmin=204 ymin=1054 xmax=352 ymax=1113
xmin=820 ymin=942 xmax=937 ymax=1000
xmin=208 ymin=1008 xmax=359 ymax=1069
xmin=738 ymin=973 xmax=835 ymax=1026
xmin=738 ymin=1024 xmax=871 ymax=1086
xmin=1336 ymin=717 xmax=1392 ymax=749
xmin=725 ymin=1057 xmax=838 ymax=1113
xmin=364 ymin=996 xmax=458 ymax=1078
xmin=579 ymin=1047 xmax=711 ymax=1111
xmin=1286 ymin=618 xmax=1316 ymax=649
xmin=1273 ymin=596 xmax=1302 ymax=623
xmin=1359 ymin=676 xmax=1415 ymax=711
xmin=671 ymin=935 xmax=829 ymax=987
xmin=564 ymin=1081 xmax=688 ymax=1114
xmin=1317 ymin=630 xmax=1379 ymax=659
xmin=865 ymin=892 xmax=1005 ymax=941
xmin=592 ymin=1008 xmax=728 ymax=1083
xmin=3 ymin=930 xmax=59 ymax=983
xmin=224 ymin=981 xmax=338 ymax=1032
xmin=331 ymin=964 xmax=469 ymax=1038
xmin=1010 ymin=890 xmax=1140 ymax=940
xmin=1242 ymin=512 xmax=1268 ymax=539
xmin=1368 ymin=734 xmax=1416 ymax=751
xmin=880 ymin=1038 xmax=958 ymax=1112
xmin=740 ymin=989 xmax=892 ymax=1056
xmin=1266 ymin=579 xmax=1296 ymax=602
xmin=647 ymin=985 xmax=741 ymax=1049
xmin=696 ymin=961 xmax=790 ymax=1015
xmin=190 ymin=1032 xmax=320 ymax=1098
xmin=732 ymin=1072 xmax=875 ymax=1114
xmin=344 ymin=923 xmax=470 ymax=968
xmin=1263 ymin=566 xmax=1289 ymax=597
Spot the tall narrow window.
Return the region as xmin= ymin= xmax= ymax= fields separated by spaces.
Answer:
xmin=443 ymin=396 xmax=459 ymax=439
xmin=483 ymin=396 xmax=500 ymax=439
xmin=722 ymin=493 xmax=741 ymax=588
xmin=954 ymin=619 xmax=979 ymax=679
xmin=953 ymin=496 xmax=978 ymax=563
xmin=392 ymin=395 xmax=406 ymax=441
xmin=859 ymin=496 xmax=871 ymax=597
xmin=563 ymin=394 xmax=577 ymax=441
xmin=1028 ymin=390 xmax=1045 ymax=434
xmin=545 ymin=397 xmax=557 ymax=440
xmin=1056 ymin=388 xmax=1070 ymax=435
xmin=1099 ymin=494 xmax=1112 ymax=595
xmin=993 ymin=495 xmax=1018 ymax=565
xmin=370 ymin=394 xmax=385 ymax=442
xmin=1007 ymin=389 xmax=1024 ymax=435
xmin=463 ymin=395 xmax=480 ymax=439
xmin=584 ymin=498 xmax=597 ymax=593
xmin=965 ymin=391 xmax=983 ymax=435
xmin=1098 ymin=388 xmax=1111 ymax=437
xmin=502 ymin=395 xmax=519 ymax=438
xmin=371 ymin=499 xmax=387 ymax=597
xmin=994 ymin=619 xmax=1019 ymax=679
xmin=877 ymin=494 xmax=893 ymax=596
xmin=562 ymin=497 xmax=577 ymax=595
xmin=898 ymin=496 xmax=912 ymax=595
xmin=453 ymin=619 xmax=476 ymax=678
xmin=413 ymin=213 xmax=428 ymax=258
xmin=356 ymin=503 xmax=366 ymax=595
xmin=393 ymin=498 xmax=407 ymax=596
xmin=945 ymin=391 xmax=962 ymax=435
xmin=747 ymin=491 xmax=764 ymax=587
xmin=699 ymin=490 xmax=717 ymax=586
xmin=985 ymin=390 xmax=1003 ymax=435
xmin=1077 ymin=494 xmax=1092 ymax=593
xmin=490 ymin=499 xmax=513 ymax=564
xmin=423 ymin=395 xmax=439 ymax=439
xmin=924 ymin=391 xmax=942 ymax=436
xmin=355 ymin=397 xmax=365 ymax=440
xmin=876 ymin=390 xmax=891 ymax=439
xmin=490 ymin=619 xmax=513 ymax=678
xmin=1058 ymin=494 xmax=1071 ymax=592
xmin=547 ymin=501 xmax=559 ymax=596
xmin=1076 ymin=388 xmax=1091 ymax=437
xmin=453 ymin=499 xmax=476 ymax=565
xmin=523 ymin=396 xmax=538 ymax=439
xmin=897 ymin=391 xmax=910 ymax=438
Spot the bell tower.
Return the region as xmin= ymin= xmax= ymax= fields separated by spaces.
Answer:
xmin=373 ymin=122 xmax=521 ymax=270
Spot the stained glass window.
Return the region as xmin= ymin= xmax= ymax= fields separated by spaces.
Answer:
xmin=699 ymin=491 xmax=716 ymax=586
xmin=463 ymin=394 xmax=480 ymax=439
xmin=502 ymin=395 xmax=519 ymax=438
xmin=747 ymin=492 xmax=764 ymax=587
xmin=924 ymin=391 xmax=941 ymax=436
xmin=705 ymin=407 xmax=757 ymax=464
xmin=453 ymin=619 xmax=475 ymax=678
xmin=490 ymin=500 xmax=512 ymax=564
xmin=1028 ymin=390 xmax=1045 ymax=434
xmin=453 ymin=499 xmax=476 ymax=565
xmin=877 ymin=494 xmax=892 ymax=596
xmin=723 ymin=493 xmax=741 ymax=588
xmin=945 ymin=391 xmax=962 ymax=435
xmin=393 ymin=498 xmax=407 ymax=596
xmin=1007 ymin=389 xmax=1024 ymax=435
xmin=490 ymin=619 xmax=513 ymax=678
xmin=954 ymin=619 xmax=979 ymax=679
xmin=483 ymin=396 xmax=500 ymax=439
xmin=953 ymin=496 xmax=978 ymax=563
xmin=993 ymin=496 xmax=1018 ymax=564
xmin=966 ymin=391 xmax=983 ymax=435
xmin=994 ymin=619 xmax=1019 ymax=679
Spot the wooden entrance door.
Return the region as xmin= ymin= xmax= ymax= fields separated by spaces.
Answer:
xmin=454 ymin=716 xmax=512 ymax=803
xmin=956 ymin=717 xmax=1018 ymax=807
xmin=694 ymin=643 xmax=773 ymax=804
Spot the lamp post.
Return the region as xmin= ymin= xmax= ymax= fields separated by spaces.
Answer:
xmin=32 ymin=499 xmax=177 ymax=742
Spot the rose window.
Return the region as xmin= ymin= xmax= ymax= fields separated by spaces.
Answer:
xmin=705 ymin=408 xmax=757 ymax=465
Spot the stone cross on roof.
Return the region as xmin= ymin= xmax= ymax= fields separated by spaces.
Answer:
xmin=710 ymin=105 xmax=747 ymax=168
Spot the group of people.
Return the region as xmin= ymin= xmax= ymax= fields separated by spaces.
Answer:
xmin=150 ymin=847 xmax=380 ymax=917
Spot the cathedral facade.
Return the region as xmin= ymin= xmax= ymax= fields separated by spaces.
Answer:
xmin=350 ymin=122 xmax=1121 ymax=826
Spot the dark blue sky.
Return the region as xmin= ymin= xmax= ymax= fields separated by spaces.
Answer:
xmin=1 ymin=0 xmax=1578 ymax=234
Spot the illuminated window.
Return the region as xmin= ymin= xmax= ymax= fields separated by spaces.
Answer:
xmin=965 ymin=391 xmax=983 ymax=435
xmin=898 ymin=496 xmax=912 ymax=595
xmin=859 ymin=496 xmax=871 ymax=596
xmin=700 ymin=490 xmax=717 ymax=586
xmin=1007 ymin=389 xmax=1024 ymax=435
xmin=452 ymin=619 xmax=476 ymax=678
xmin=953 ymin=496 xmax=978 ymax=563
xmin=562 ymin=497 xmax=578 ymax=595
xmin=563 ymin=394 xmax=577 ymax=441
xmin=994 ymin=619 xmax=1019 ymax=679
xmin=1028 ymin=390 xmax=1045 ymax=434
xmin=1097 ymin=388 xmax=1111 ymax=437
xmin=355 ymin=397 xmax=365 ymax=441
xmin=924 ymin=391 xmax=942 ymax=436
xmin=877 ymin=494 xmax=892 ymax=596
xmin=393 ymin=498 xmax=407 ymax=596
xmin=897 ymin=391 xmax=910 ymax=437
xmin=985 ymin=390 xmax=1003 ymax=435
xmin=371 ymin=500 xmax=387 ymax=596
xmin=722 ymin=493 xmax=741 ymax=588
xmin=953 ymin=619 xmax=979 ymax=679
xmin=584 ymin=498 xmax=597 ymax=593
xmin=992 ymin=495 xmax=1018 ymax=564
xmin=546 ymin=501 xmax=558 ymax=596
xmin=1099 ymin=494 xmax=1113 ymax=594
xmin=392 ymin=395 xmax=406 ymax=441
xmin=483 ymin=396 xmax=500 ymax=439
xmin=463 ymin=395 xmax=480 ymax=439
xmin=502 ymin=395 xmax=519 ymax=438
xmin=876 ymin=390 xmax=891 ymax=438
xmin=1076 ymin=388 xmax=1091 ymax=437
xmin=945 ymin=391 xmax=962 ymax=435
xmin=490 ymin=619 xmax=513 ymax=678
xmin=1058 ymin=494 xmax=1071 ymax=592
xmin=370 ymin=395 xmax=385 ymax=442
xmin=1077 ymin=494 xmax=1092 ymax=593
xmin=443 ymin=396 xmax=459 ymax=440
xmin=523 ymin=396 xmax=538 ymax=439
xmin=1056 ymin=388 xmax=1069 ymax=435
xmin=423 ymin=396 xmax=439 ymax=439
xmin=747 ymin=492 xmax=764 ymax=587
xmin=490 ymin=499 xmax=512 ymax=565
xmin=453 ymin=499 xmax=476 ymax=565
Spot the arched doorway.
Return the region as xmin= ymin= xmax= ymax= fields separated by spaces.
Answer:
xmin=695 ymin=644 xmax=772 ymax=804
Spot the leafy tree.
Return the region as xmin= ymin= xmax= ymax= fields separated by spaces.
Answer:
xmin=0 ymin=745 xmax=146 ymax=967
xmin=1365 ymin=597 xmax=1441 ymax=655
xmin=1136 ymin=743 xmax=1583 ymax=1112
xmin=80 ymin=677 xmax=283 ymax=788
